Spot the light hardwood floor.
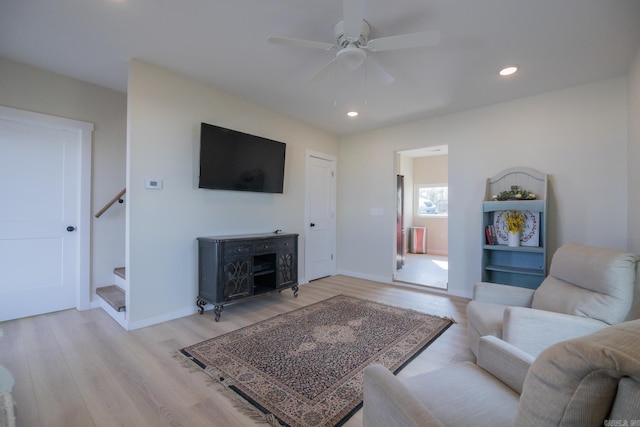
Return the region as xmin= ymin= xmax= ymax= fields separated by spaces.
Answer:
xmin=0 ymin=275 xmax=472 ymax=427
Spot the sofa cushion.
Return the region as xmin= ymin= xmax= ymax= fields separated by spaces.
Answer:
xmin=532 ymin=243 xmax=638 ymax=324
xmin=515 ymin=319 xmax=640 ymax=426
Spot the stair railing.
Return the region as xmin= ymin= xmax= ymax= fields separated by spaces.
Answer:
xmin=95 ymin=188 xmax=126 ymax=218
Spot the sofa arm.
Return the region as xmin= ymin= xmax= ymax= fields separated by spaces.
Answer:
xmin=476 ymin=336 xmax=535 ymax=394
xmin=503 ymin=306 xmax=609 ymax=357
xmin=472 ymin=282 xmax=535 ymax=307
xmin=363 ymin=364 xmax=445 ymax=427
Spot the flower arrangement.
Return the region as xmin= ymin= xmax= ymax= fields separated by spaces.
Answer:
xmin=503 ymin=210 xmax=525 ymax=233
xmin=491 ymin=186 xmax=536 ymax=200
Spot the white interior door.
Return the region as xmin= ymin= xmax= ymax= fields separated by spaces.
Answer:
xmin=305 ymin=151 xmax=336 ymax=281
xmin=0 ymin=107 xmax=92 ymax=321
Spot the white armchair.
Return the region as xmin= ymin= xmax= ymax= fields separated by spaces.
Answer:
xmin=363 ymin=319 xmax=640 ymax=427
xmin=467 ymin=242 xmax=640 ymax=357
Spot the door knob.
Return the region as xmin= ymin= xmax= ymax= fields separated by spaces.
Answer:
xmin=66 ymin=226 xmax=76 ymax=232
xmin=310 ymin=223 xmax=316 ymax=227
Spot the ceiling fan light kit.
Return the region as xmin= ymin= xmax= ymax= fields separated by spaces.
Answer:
xmin=337 ymin=45 xmax=367 ymax=70
xmin=267 ymin=0 xmax=440 ymax=80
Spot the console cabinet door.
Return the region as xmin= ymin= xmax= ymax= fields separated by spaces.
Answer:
xmin=222 ymin=242 xmax=253 ymax=301
xmin=276 ymin=237 xmax=297 ymax=288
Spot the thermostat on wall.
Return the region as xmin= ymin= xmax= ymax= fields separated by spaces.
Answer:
xmin=145 ymin=178 xmax=163 ymax=190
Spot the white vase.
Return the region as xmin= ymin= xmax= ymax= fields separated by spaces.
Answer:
xmin=508 ymin=231 xmax=521 ymax=247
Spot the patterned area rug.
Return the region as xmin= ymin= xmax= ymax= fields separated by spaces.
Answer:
xmin=179 ymin=295 xmax=454 ymax=427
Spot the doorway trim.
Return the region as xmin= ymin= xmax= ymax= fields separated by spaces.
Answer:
xmin=393 ymin=145 xmax=449 ymax=289
xmin=0 ymin=105 xmax=93 ymax=310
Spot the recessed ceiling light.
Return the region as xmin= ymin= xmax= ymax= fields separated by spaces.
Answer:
xmin=347 ymin=111 xmax=358 ymax=117
xmin=499 ymin=66 xmax=519 ymax=76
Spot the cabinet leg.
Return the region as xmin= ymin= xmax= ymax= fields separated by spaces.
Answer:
xmin=196 ymin=298 xmax=207 ymax=314
xmin=292 ymin=285 xmax=299 ymax=298
xmin=213 ymin=305 xmax=224 ymax=322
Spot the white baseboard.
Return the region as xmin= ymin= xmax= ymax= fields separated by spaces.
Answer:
xmin=335 ymin=269 xmax=471 ymax=300
xmin=426 ymin=250 xmax=448 ymax=256
xmin=336 ymin=270 xmax=391 ymax=285
xmin=127 ymin=306 xmax=200 ymax=331
xmin=94 ymin=272 xmax=468 ymax=332
xmin=98 ymin=297 xmax=129 ymax=330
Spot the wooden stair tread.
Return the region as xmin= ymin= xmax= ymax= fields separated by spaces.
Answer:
xmin=114 ymin=267 xmax=125 ymax=279
xmin=96 ymin=285 xmax=126 ymax=312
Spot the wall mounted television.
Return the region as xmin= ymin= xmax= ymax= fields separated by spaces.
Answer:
xmin=198 ymin=122 xmax=286 ymax=194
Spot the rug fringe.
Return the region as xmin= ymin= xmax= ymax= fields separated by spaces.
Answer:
xmin=175 ymin=350 xmax=283 ymax=426
xmin=172 ymin=350 xmax=202 ymax=374
xmin=209 ymin=373 xmax=283 ymax=426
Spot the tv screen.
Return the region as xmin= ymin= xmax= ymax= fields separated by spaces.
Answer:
xmin=198 ymin=122 xmax=286 ymax=193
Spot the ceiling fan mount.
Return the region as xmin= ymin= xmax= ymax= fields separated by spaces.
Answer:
xmin=267 ymin=0 xmax=439 ymax=83
xmin=334 ymin=19 xmax=370 ymax=49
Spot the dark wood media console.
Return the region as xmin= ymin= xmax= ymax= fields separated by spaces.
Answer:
xmin=196 ymin=232 xmax=299 ymax=321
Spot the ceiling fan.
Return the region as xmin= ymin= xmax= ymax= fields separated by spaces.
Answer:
xmin=267 ymin=0 xmax=440 ymax=84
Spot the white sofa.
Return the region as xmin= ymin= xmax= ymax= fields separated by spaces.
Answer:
xmin=467 ymin=242 xmax=640 ymax=357
xmin=363 ymin=319 xmax=640 ymax=426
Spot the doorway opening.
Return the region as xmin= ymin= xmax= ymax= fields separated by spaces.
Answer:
xmin=394 ymin=145 xmax=448 ymax=290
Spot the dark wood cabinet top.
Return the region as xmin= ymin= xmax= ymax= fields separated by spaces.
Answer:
xmin=197 ymin=232 xmax=298 ymax=243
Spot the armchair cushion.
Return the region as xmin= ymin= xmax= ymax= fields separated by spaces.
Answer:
xmin=472 ymin=282 xmax=535 ymax=306
xmin=476 ymin=336 xmax=535 ymax=394
xmin=466 ymin=301 xmax=507 ymax=356
xmin=516 ymin=319 xmax=640 ymax=426
xmin=531 ymin=243 xmax=639 ymax=324
xmin=609 ymin=377 xmax=640 ymax=420
xmin=467 ymin=301 xmax=505 ymax=338
xmin=363 ymin=335 xmax=528 ymax=427
xmin=503 ymin=306 xmax=608 ymax=357
xmin=363 ymin=364 xmax=444 ymax=427
xmin=364 ymin=362 xmax=520 ymax=427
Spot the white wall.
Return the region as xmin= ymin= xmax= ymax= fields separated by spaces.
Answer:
xmin=628 ymin=47 xmax=640 ymax=253
xmin=0 ymin=57 xmax=127 ymax=301
xmin=338 ymin=78 xmax=629 ymax=298
xmin=126 ymin=59 xmax=339 ymax=327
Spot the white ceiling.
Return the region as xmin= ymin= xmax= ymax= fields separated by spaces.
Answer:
xmin=1 ymin=0 xmax=640 ymax=136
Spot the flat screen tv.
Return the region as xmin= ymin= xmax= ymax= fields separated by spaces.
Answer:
xmin=198 ymin=122 xmax=286 ymax=193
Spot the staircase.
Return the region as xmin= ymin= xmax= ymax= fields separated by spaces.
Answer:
xmin=96 ymin=268 xmax=127 ymax=329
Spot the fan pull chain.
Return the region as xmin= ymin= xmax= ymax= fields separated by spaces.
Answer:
xmin=363 ymin=57 xmax=368 ymax=105
xmin=333 ymin=60 xmax=338 ymax=106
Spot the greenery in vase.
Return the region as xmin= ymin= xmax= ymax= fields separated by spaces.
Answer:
xmin=503 ymin=210 xmax=525 ymax=233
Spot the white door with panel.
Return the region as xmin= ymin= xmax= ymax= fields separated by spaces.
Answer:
xmin=305 ymin=152 xmax=336 ymax=281
xmin=0 ymin=107 xmax=92 ymax=321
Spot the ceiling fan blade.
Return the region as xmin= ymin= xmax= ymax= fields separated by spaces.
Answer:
xmin=343 ymin=0 xmax=366 ymax=40
xmin=365 ymin=30 xmax=440 ymax=52
xmin=267 ymin=36 xmax=335 ymax=51
xmin=366 ymin=56 xmax=394 ymax=85
xmin=309 ymin=58 xmax=337 ymax=83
